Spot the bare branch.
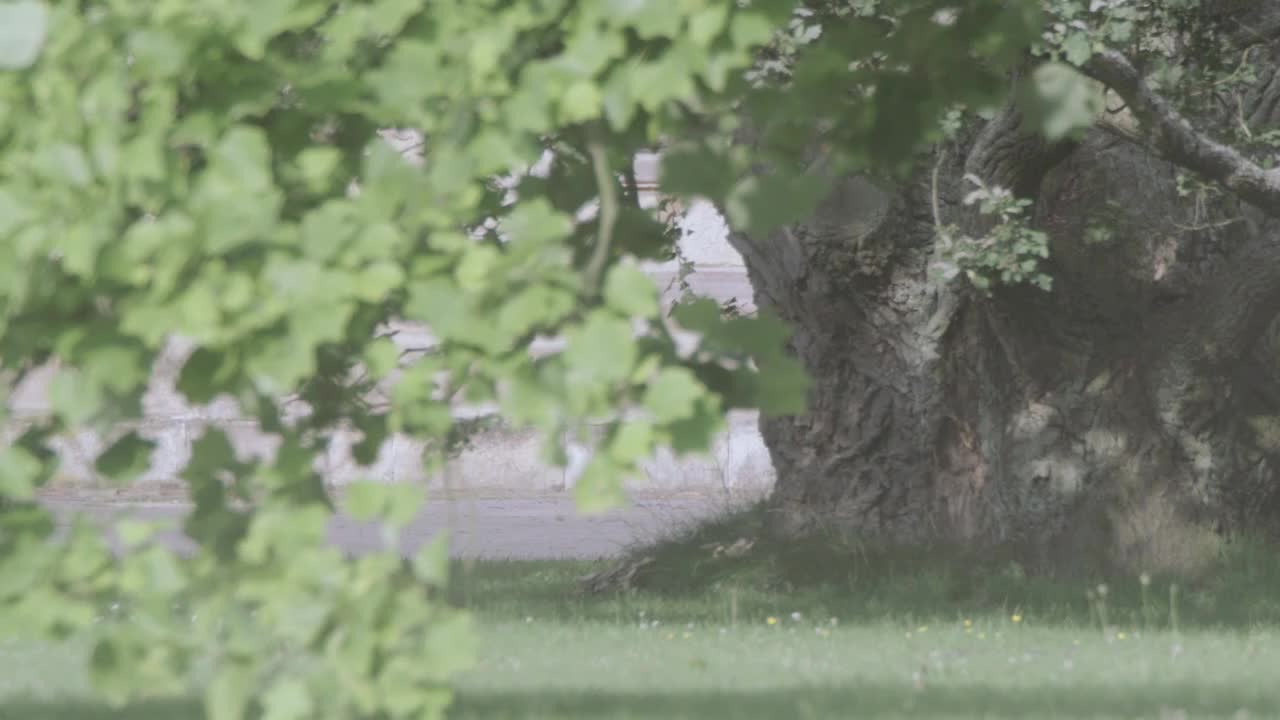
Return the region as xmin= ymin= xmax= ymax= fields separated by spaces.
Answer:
xmin=1081 ymin=48 xmax=1280 ymax=217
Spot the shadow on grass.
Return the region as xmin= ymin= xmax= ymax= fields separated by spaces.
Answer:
xmin=452 ymin=502 xmax=1280 ymax=629
xmin=451 ymin=683 xmax=1277 ymax=719
xmin=9 ymin=684 xmax=1275 ymax=720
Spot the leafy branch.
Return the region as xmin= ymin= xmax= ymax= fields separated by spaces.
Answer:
xmin=932 ymin=175 xmax=1052 ymax=292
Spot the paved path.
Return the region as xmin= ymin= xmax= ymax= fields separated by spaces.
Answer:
xmin=42 ymin=494 xmax=738 ymax=560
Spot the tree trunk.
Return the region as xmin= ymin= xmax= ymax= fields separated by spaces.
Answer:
xmin=733 ymin=86 xmax=1280 ymax=574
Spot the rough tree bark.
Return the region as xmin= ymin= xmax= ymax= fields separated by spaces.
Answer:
xmin=733 ymin=13 xmax=1280 ymax=573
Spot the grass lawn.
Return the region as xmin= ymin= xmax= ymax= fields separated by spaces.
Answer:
xmin=6 ymin=505 xmax=1280 ymax=718
xmin=6 ymin=619 xmax=1278 ymax=719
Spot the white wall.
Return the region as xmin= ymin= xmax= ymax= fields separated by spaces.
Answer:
xmin=10 ymin=149 xmax=774 ymax=501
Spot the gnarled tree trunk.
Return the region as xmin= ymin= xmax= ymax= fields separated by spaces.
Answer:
xmin=733 ymin=40 xmax=1280 ymax=574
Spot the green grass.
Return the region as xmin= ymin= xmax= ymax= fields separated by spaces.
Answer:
xmin=5 ymin=621 xmax=1279 ymax=719
xmin=8 ymin=503 xmax=1280 ymax=718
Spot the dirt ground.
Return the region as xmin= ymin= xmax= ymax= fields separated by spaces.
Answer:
xmin=40 ymin=491 xmax=746 ymax=560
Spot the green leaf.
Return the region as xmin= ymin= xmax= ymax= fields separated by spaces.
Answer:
xmin=603 ymin=264 xmax=659 ymax=317
xmin=36 ymin=143 xmax=94 ymax=187
xmin=609 ymin=0 xmax=682 ymax=38
xmin=385 ymin=482 xmax=426 ymax=529
xmin=95 ymin=432 xmax=155 ymax=483
xmin=601 ymin=67 xmax=638 ymax=130
xmin=352 ymin=262 xmax=405 ymax=302
xmin=730 ymin=11 xmax=776 ymax=48
xmin=0 ymin=445 xmax=43 ymax=499
xmin=659 ymin=145 xmax=737 ymax=201
xmin=1061 ymin=32 xmax=1093 ymax=66
xmin=502 ymin=372 xmax=560 ymax=428
xmin=351 ymin=412 xmax=391 ymax=465
xmin=412 ymin=533 xmax=451 ymax=586
xmin=573 ymin=457 xmax=628 ymax=514
xmin=127 ymin=28 xmax=187 ymax=79
xmin=1020 ymin=62 xmax=1103 ymax=141
xmin=239 ymin=506 xmax=329 ymax=564
xmin=262 ymin=679 xmax=314 ymax=720
xmin=0 ymin=1 xmax=48 ymax=70
xmin=196 ymin=126 xmax=281 ymax=252
xmin=455 ymin=246 xmax=501 ymax=291
xmin=206 ymin=663 xmax=255 ymax=720
xmin=670 ymin=298 xmax=722 ymax=334
xmin=177 ymin=348 xmax=238 ymax=404
xmin=503 ymin=199 xmax=574 ymax=246
xmin=497 ymin=285 xmax=576 ymax=341
xmin=643 ymin=368 xmax=703 ymax=423
xmin=564 ymin=311 xmax=637 ymax=384
xmin=724 ymin=172 xmax=828 ymax=236
xmin=115 ymin=518 xmax=164 ymax=548
xmin=48 ymin=369 xmax=105 ymax=426
xmin=688 ymin=5 xmax=729 ymax=46
xmin=81 ymin=342 xmax=148 ymax=395
xmin=754 ymin=356 xmax=811 ymax=417
xmin=139 ymin=545 xmax=185 ymax=594
xmin=344 ymin=481 xmax=389 ymax=522
xmin=718 ymin=313 xmax=794 ymax=357
xmin=89 ymin=635 xmax=135 ymax=707
xmin=300 ymin=202 xmax=358 ymax=261
xmin=0 ymin=189 xmax=31 ymax=237
xmin=340 ymin=476 xmax=424 ymax=527
xmin=363 ymin=338 xmax=400 ymax=379
xmin=666 ymin=396 xmax=726 ymax=454
xmin=406 ymin=277 xmax=486 ymax=346
xmin=561 ymin=80 xmax=602 ymax=123
xmin=608 ymin=421 xmax=654 ymax=463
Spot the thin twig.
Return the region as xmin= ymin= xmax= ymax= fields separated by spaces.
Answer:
xmin=584 ymin=124 xmax=619 ymax=296
xmin=930 ymin=148 xmax=947 ymax=231
xmin=1170 ymin=216 xmax=1245 ymax=233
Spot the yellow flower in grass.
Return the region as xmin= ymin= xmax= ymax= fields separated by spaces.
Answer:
xmin=1011 ymin=614 xmax=1023 ymax=624
xmin=963 ymin=619 xmax=973 ymax=628
xmin=766 ymin=616 xmax=778 ymax=626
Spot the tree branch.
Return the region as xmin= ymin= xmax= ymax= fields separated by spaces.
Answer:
xmin=1081 ymin=48 xmax=1280 ymax=217
xmin=584 ymin=124 xmax=618 ymax=297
